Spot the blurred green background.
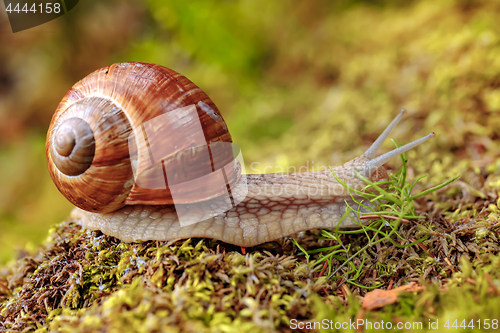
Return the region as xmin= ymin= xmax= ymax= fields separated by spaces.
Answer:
xmin=0 ymin=0 xmax=499 ymax=263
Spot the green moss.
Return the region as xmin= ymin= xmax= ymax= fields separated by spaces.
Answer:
xmin=312 ymin=255 xmax=500 ymax=332
xmin=0 ymin=172 xmax=498 ymax=331
xmin=0 ymin=222 xmax=326 ymax=331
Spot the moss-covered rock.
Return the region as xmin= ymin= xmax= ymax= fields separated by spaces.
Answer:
xmin=0 ymin=183 xmax=498 ymax=332
xmin=0 ymin=222 xmax=325 ymax=331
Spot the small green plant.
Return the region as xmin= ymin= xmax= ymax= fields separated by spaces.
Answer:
xmin=294 ymin=143 xmax=460 ymax=289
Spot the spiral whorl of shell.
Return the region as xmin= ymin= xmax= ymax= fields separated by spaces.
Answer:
xmin=50 ymin=117 xmax=96 ymax=176
xmin=46 ymin=62 xmax=237 ymax=213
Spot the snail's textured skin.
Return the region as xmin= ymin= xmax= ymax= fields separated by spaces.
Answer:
xmin=72 ymin=157 xmax=387 ymax=247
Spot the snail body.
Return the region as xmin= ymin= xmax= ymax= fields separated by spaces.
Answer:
xmin=47 ymin=62 xmax=434 ymax=247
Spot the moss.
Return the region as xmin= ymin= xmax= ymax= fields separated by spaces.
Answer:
xmin=2 ymin=151 xmax=498 ymax=331
xmin=0 ymin=172 xmax=498 ymax=332
xmin=0 ymin=156 xmax=498 ymax=332
xmin=312 ymin=255 xmax=500 ymax=332
xmin=0 ymin=222 xmax=325 ymax=331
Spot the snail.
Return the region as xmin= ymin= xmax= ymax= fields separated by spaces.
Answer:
xmin=46 ymin=62 xmax=434 ymax=247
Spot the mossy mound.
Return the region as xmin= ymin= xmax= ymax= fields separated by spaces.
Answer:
xmin=0 ymin=221 xmax=323 ymax=331
xmin=1 ymin=187 xmax=499 ymax=332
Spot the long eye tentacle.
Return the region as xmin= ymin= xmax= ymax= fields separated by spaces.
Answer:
xmin=363 ymin=109 xmax=407 ymax=159
xmin=363 ymin=132 xmax=435 ymax=176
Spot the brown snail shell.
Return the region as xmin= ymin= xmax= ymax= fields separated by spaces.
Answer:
xmin=46 ymin=62 xmax=239 ymax=213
